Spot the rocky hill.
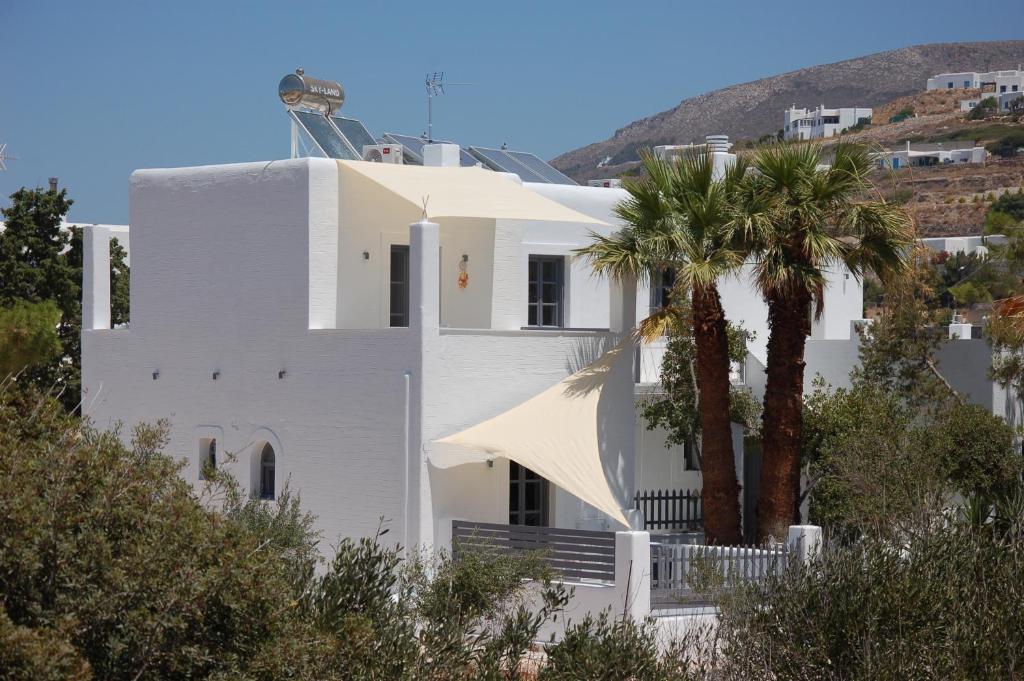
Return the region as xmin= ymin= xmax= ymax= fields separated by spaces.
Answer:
xmin=552 ymin=40 xmax=1024 ymax=183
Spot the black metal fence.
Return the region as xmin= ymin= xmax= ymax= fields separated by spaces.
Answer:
xmin=633 ymin=488 xmax=702 ymax=531
xmin=451 ymin=520 xmax=616 ymax=582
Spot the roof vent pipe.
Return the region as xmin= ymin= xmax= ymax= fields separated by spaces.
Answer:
xmin=705 ymin=135 xmax=731 ymax=154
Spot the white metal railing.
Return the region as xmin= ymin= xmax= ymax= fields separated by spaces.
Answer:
xmin=650 ymin=542 xmax=790 ymax=607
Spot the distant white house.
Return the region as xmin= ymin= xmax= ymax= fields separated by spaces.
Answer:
xmin=783 ymin=105 xmax=872 ymax=141
xmin=960 ymin=90 xmax=1024 ymax=113
xmin=873 ymin=142 xmax=986 ymax=169
xmin=927 ymin=68 xmax=1024 ymax=93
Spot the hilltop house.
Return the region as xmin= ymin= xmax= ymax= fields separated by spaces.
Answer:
xmin=927 ymin=68 xmax=1024 ymax=93
xmin=782 ymin=105 xmax=873 ymax=141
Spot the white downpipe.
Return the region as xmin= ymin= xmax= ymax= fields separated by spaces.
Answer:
xmin=403 ymin=370 xmax=412 ymax=555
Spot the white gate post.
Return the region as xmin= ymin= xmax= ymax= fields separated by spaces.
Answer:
xmin=615 ymin=530 xmax=651 ymax=620
xmin=786 ymin=524 xmax=823 ymax=565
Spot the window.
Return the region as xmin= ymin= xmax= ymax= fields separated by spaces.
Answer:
xmin=684 ymin=439 xmax=701 ymax=472
xmin=1014 ymin=85 xmax=1020 ymax=92
xmin=947 ymin=82 xmax=954 ymax=89
xmin=527 ymin=255 xmax=564 ymax=327
xmin=199 ymin=438 xmax=217 ymax=480
xmin=964 ymin=80 xmax=971 ymax=88
xmin=649 ymin=267 xmax=676 ymax=315
xmin=1000 ymin=85 xmax=1007 ymax=93
xmin=390 ymin=245 xmax=410 ymax=327
xmin=509 ymin=461 xmax=548 ymax=526
xmin=259 ymin=443 xmax=276 ymax=500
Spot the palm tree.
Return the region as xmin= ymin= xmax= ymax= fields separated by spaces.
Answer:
xmin=578 ymin=150 xmax=753 ymax=544
xmin=747 ymin=141 xmax=914 ymax=541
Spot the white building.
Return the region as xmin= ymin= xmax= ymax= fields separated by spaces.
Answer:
xmin=81 ymin=138 xmax=874 ymax=552
xmin=783 ymin=105 xmax=872 ymax=141
xmin=927 ymin=68 xmax=1024 ymax=93
xmin=874 ymin=142 xmax=987 ymax=169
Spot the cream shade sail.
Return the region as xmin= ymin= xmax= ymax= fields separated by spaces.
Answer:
xmin=337 ymin=160 xmax=607 ymax=225
xmin=429 ymin=343 xmax=631 ymax=528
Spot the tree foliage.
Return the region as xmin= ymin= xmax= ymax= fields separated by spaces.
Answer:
xmin=0 ymin=300 xmax=62 ymax=378
xmin=0 ymin=186 xmax=129 ymax=411
xmin=640 ymin=309 xmax=760 ymax=454
xmin=0 ymin=384 xmax=575 ymax=680
xmin=802 ymin=380 xmax=1022 ymax=536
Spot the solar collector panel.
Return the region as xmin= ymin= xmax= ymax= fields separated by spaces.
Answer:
xmin=332 ymin=116 xmax=377 ymax=156
xmin=468 ymin=147 xmax=549 ymax=183
xmin=506 ymin=150 xmax=577 ymax=185
xmin=291 ymin=110 xmax=358 ymax=160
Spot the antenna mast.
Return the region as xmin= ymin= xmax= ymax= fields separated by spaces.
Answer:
xmin=0 ymin=143 xmax=16 ymax=171
xmin=424 ymin=72 xmax=474 ymax=142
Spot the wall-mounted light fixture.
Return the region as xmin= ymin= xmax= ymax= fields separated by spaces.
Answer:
xmin=362 ymin=251 xmax=370 ymax=260
xmin=212 ymin=371 xmax=220 ymax=380
xmin=278 ymin=369 xmax=287 ymax=380
xmin=152 ymin=370 xmax=160 ymax=380
xmin=486 ymin=458 xmax=494 ymax=468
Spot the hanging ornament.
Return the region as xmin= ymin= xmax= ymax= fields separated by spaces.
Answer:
xmin=458 ymin=254 xmax=469 ymax=289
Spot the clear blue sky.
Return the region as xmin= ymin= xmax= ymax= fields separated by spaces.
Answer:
xmin=1 ymin=0 xmax=1022 ymax=223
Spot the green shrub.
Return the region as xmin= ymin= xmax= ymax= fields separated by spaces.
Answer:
xmin=986 ymin=130 xmax=1024 ymax=158
xmin=714 ymin=519 xmax=1024 ymax=680
xmin=967 ymin=96 xmax=998 ymax=120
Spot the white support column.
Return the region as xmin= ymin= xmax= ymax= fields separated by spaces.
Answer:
xmin=787 ymin=524 xmax=823 ymax=565
xmin=614 ymin=530 xmax=651 ymax=621
xmin=609 ymin=275 xmax=637 ymax=334
xmin=410 ymin=220 xmax=440 ymax=552
xmin=82 ymin=225 xmax=111 ymax=330
xmin=410 ymin=220 xmax=440 ymax=332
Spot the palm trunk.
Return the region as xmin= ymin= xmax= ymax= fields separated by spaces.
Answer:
xmin=692 ymin=284 xmax=743 ymax=545
xmin=758 ymin=287 xmax=812 ymax=542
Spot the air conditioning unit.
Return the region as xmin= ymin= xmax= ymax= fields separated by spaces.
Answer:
xmin=588 ymin=178 xmax=622 ymax=188
xmin=362 ymin=144 xmax=404 ymax=164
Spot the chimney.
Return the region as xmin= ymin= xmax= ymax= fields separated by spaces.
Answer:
xmin=48 ymin=177 xmax=58 ymax=192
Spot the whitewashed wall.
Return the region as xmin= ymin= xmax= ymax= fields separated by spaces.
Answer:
xmin=84 ymin=158 xmax=422 ymax=547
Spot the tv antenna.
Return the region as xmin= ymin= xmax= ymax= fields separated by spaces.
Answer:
xmin=425 ymin=72 xmax=474 ymax=142
xmin=0 ymin=143 xmax=15 ymax=171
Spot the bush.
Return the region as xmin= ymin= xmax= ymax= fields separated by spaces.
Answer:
xmin=714 ymin=518 xmax=1024 ymax=680
xmin=990 ymin=190 xmax=1024 ymax=220
xmin=967 ymin=96 xmax=998 ymax=120
xmin=0 ymin=385 xmax=573 ymax=678
xmin=986 ymin=130 xmax=1024 ymax=158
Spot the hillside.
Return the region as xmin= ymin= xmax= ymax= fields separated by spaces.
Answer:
xmin=552 ymin=40 xmax=1024 ymax=183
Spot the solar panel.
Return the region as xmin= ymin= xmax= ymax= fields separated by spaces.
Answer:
xmin=382 ymin=133 xmax=426 ymax=162
xmin=291 ymin=110 xmax=358 ymax=160
xmin=468 ymin=147 xmax=549 ymax=183
xmin=505 ymin=150 xmax=577 ymax=185
xmin=332 ymin=116 xmax=377 ymax=157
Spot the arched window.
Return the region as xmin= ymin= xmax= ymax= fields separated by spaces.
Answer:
xmin=199 ymin=437 xmax=217 ymax=480
xmin=259 ymin=443 xmax=276 ymax=500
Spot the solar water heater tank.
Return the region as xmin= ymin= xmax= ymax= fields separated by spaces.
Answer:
xmin=278 ymin=69 xmax=345 ymax=115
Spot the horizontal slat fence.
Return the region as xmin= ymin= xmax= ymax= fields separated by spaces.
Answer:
xmin=452 ymin=521 xmax=616 ymax=583
xmin=650 ymin=542 xmax=790 ymax=608
xmin=634 ymin=488 xmax=702 ymax=531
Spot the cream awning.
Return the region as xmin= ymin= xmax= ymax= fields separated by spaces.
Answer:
xmin=429 ymin=343 xmax=631 ymax=528
xmin=337 ymin=160 xmax=607 ymax=225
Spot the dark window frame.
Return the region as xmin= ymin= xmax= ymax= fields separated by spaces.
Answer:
xmin=649 ymin=267 xmax=676 ymax=315
xmin=259 ymin=443 xmax=276 ymax=500
xmin=390 ymin=245 xmax=410 ymax=328
xmin=527 ymin=255 xmax=565 ymax=328
xmin=509 ymin=461 xmax=549 ymax=526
